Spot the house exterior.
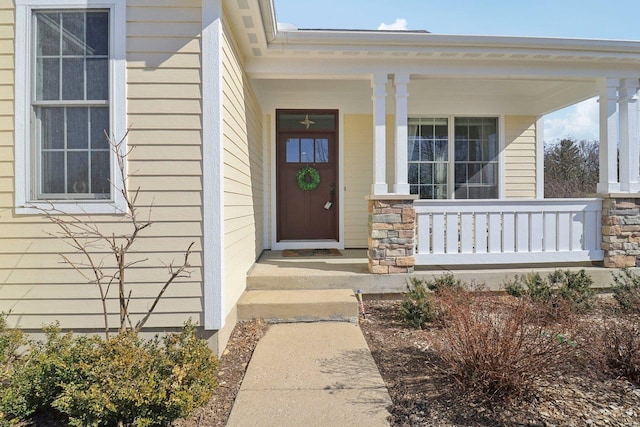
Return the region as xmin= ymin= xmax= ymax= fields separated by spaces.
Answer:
xmin=1 ymin=0 xmax=640 ymax=352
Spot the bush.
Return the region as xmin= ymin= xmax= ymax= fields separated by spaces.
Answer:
xmin=551 ymin=269 xmax=595 ymax=313
xmin=0 ymin=325 xmax=99 ymax=422
xmin=504 ymin=272 xmax=552 ymax=302
xmin=594 ymin=319 xmax=640 ymax=385
xmin=401 ymin=278 xmax=436 ymax=328
xmin=0 ymin=313 xmax=26 ymax=383
xmin=504 ymin=269 xmax=595 ymax=313
xmin=611 ymin=268 xmax=640 ymax=312
xmin=426 ymin=273 xmax=465 ymax=293
xmin=434 ymin=294 xmax=573 ymax=402
xmin=0 ymin=323 xmax=217 ymax=427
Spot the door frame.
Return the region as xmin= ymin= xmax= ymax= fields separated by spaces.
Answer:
xmin=269 ymin=109 xmax=345 ymax=250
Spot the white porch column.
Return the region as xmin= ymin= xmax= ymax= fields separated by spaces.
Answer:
xmin=393 ymin=74 xmax=410 ymax=194
xmin=597 ymin=78 xmax=620 ymax=194
xmin=619 ymin=78 xmax=640 ymax=192
xmin=371 ymin=73 xmax=388 ymax=195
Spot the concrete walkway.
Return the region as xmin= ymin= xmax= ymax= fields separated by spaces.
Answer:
xmin=226 ymin=322 xmax=392 ymax=426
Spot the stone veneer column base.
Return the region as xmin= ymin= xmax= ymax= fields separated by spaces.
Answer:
xmin=366 ymin=195 xmax=418 ymax=274
xmin=601 ymin=193 xmax=640 ymax=268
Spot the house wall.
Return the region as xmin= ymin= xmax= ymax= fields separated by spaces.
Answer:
xmin=221 ymin=14 xmax=264 ymax=319
xmin=0 ymin=0 xmax=205 ymax=331
xmin=504 ymin=116 xmax=537 ymax=198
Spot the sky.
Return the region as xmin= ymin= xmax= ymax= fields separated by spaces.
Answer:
xmin=273 ymin=0 xmax=640 ymax=144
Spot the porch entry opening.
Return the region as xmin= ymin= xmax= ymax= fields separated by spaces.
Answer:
xmin=276 ymin=110 xmax=339 ymax=241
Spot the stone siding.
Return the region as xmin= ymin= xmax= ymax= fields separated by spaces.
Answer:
xmin=601 ymin=194 xmax=640 ymax=268
xmin=367 ymin=197 xmax=416 ymax=274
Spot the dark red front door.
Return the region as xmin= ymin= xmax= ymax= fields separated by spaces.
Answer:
xmin=276 ymin=111 xmax=338 ymax=241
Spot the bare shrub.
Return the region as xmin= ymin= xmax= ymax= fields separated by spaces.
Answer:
xmin=433 ymin=292 xmax=574 ymax=402
xmin=589 ymin=318 xmax=640 ymax=385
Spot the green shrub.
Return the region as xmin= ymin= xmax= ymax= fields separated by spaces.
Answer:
xmin=611 ymin=268 xmax=640 ymax=312
xmin=552 ymin=269 xmax=595 ymax=313
xmin=52 ymin=322 xmax=217 ymax=427
xmin=401 ymin=278 xmax=436 ymax=328
xmin=504 ymin=272 xmax=552 ymax=302
xmin=0 ymin=313 xmax=26 ymax=382
xmin=504 ymin=270 xmax=595 ymax=313
xmin=0 ymin=323 xmax=217 ymax=427
xmin=0 ymin=324 xmax=100 ymax=422
xmin=426 ymin=273 xmax=465 ymax=293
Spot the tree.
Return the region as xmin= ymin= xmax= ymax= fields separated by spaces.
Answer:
xmin=544 ymin=138 xmax=599 ymax=198
xmin=37 ymin=132 xmax=194 ymax=338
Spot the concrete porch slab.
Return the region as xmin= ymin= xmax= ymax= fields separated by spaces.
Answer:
xmin=248 ymin=249 xmax=636 ymax=294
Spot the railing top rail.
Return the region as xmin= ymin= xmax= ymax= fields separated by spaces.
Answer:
xmin=414 ymin=198 xmax=603 ymax=213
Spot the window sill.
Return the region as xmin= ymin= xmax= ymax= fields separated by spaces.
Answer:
xmin=16 ymin=200 xmax=126 ymax=216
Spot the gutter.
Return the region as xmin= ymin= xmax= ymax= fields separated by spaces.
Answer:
xmin=272 ymin=30 xmax=640 ymax=56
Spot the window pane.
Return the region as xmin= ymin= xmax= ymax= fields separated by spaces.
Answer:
xmin=67 ymin=151 xmax=89 ymax=194
xmin=36 ymin=13 xmax=60 ymax=56
xmin=91 ymin=151 xmax=110 ymax=195
xmin=90 ymin=107 xmax=110 ymax=149
xmin=62 ymin=12 xmax=85 ymax=55
xmin=86 ymin=12 xmax=108 ymax=56
xmin=42 ymin=151 xmax=65 ymax=193
xmin=301 ymin=139 xmax=314 ymax=163
xmin=419 ymin=163 xmax=433 ymax=185
xmin=455 ymin=140 xmax=468 ymax=161
xmin=33 ymin=10 xmax=110 ymax=200
xmin=62 ymin=58 xmax=85 ymax=100
xmin=278 ymin=112 xmax=336 ymax=131
xmin=40 ymin=108 xmax=64 ymax=150
xmin=67 ymin=107 xmax=89 ymax=149
xmin=408 ymin=164 xmax=418 ymax=185
xmin=454 ymin=117 xmax=499 ymax=199
xmin=286 ymin=139 xmax=299 ymax=163
xmin=419 ymin=186 xmax=432 ymax=200
xmin=36 ymin=58 xmax=60 ymax=100
xmin=434 ymin=164 xmax=447 ymax=185
xmin=87 ymin=58 xmax=108 ymax=100
xmin=434 ymin=139 xmax=448 ymax=161
xmin=419 ymin=139 xmax=433 ymax=161
xmin=315 ymin=138 xmax=329 ymax=163
xmin=408 ymin=139 xmax=420 ymax=161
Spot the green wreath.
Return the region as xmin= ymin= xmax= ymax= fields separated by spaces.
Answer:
xmin=296 ymin=166 xmax=321 ymax=191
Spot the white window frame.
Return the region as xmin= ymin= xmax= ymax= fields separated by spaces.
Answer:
xmin=409 ymin=115 xmax=505 ymax=200
xmin=15 ymin=0 xmax=126 ymax=214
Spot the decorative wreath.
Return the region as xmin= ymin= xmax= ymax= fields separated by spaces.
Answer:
xmin=296 ymin=166 xmax=321 ymax=191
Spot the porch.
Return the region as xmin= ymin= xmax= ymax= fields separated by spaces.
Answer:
xmin=247 ymin=249 xmax=619 ymax=295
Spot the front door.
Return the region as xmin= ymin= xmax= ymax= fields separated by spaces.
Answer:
xmin=276 ymin=110 xmax=338 ymax=242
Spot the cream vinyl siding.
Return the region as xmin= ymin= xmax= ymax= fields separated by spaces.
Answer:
xmin=0 ymin=0 xmax=205 ymax=330
xmin=504 ymin=116 xmax=537 ymax=198
xmin=344 ymin=115 xmax=373 ymax=248
xmin=221 ymin=15 xmax=264 ymax=317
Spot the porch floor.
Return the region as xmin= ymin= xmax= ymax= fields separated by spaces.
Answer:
xmin=248 ymin=249 xmax=627 ymax=295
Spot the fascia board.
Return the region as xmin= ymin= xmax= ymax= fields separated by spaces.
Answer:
xmin=270 ymin=30 xmax=640 ymax=60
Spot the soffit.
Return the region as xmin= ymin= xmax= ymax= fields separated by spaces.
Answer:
xmin=225 ymin=0 xmax=640 ymax=70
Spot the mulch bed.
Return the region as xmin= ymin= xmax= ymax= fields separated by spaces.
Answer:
xmin=174 ymin=319 xmax=268 ymax=427
xmin=359 ymin=298 xmax=640 ymax=427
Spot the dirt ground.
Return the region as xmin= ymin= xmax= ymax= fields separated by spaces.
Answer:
xmin=174 ymin=319 xmax=268 ymax=427
xmin=360 ymin=298 xmax=640 ymax=427
xmin=177 ymin=297 xmax=640 ymax=427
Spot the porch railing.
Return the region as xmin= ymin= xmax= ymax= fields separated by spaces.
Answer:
xmin=414 ymin=198 xmax=604 ymax=265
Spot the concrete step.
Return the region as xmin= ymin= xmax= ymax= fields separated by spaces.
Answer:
xmin=237 ymin=289 xmax=359 ymax=323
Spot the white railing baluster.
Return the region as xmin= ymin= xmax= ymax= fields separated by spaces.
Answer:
xmin=414 ymin=198 xmax=604 ymax=265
